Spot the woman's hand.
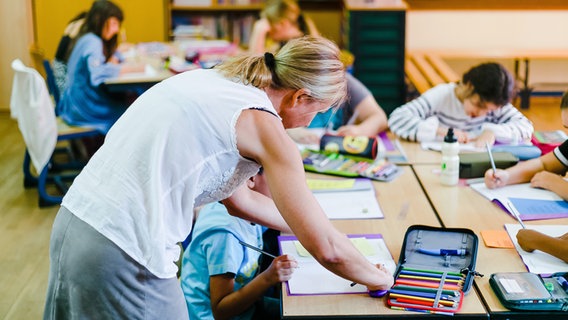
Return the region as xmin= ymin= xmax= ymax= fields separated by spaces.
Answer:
xmin=366 ymin=263 xmax=394 ymax=291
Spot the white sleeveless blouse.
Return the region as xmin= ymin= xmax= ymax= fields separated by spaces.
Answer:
xmin=62 ymin=69 xmax=279 ymax=278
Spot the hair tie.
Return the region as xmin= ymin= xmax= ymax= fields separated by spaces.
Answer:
xmin=264 ymin=52 xmax=276 ymax=71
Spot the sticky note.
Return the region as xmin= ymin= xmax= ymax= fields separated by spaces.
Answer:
xmin=293 ymin=237 xmax=376 ymax=257
xmin=307 ymin=178 xmax=356 ymax=191
xmin=480 ymin=230 xmax=515 ymax=248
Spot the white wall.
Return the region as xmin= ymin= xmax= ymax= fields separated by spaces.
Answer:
xmin=406 ymin=10 xmax=568 ymax=85
xmin=407 ymin=10 xmax=568 ymax=52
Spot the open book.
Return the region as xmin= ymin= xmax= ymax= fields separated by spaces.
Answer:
xmin=470 ymin=182 xmax=568 ymax=221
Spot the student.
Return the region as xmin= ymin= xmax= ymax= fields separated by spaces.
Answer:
xmin=181 ymin=170 xmax=296 ymax=320
xmin=485 ymin=91 xmax=568 ymax=263
xmin=43 ymin=36 xmax=393 ymax=319
xmin=388 ymin=62 xmax=533 ymax=147
xmin=249 ymin=0 xmax=388 ymax=145
xmin=53 ymin=11 xmax=87 ymax=95
xmin=57 ymin=0 xmax=142 ymax=134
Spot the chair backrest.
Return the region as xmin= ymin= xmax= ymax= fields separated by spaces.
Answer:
xmin=43 ymin=59 xmax=61 ymax=106
xmin=10 ymin=59 xmax=58 ymax=173
xmin=29 ymin=44 xmax=47 ymax=79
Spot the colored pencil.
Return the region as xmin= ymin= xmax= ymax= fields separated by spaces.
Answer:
xmin=391 ymin=285 xmax=460 ymax=296
xmin=401 ymin=267 xmax=463 ymax=277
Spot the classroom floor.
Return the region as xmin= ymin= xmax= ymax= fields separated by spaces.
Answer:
xmin=0 ymin=96 xmax=565 ymax=319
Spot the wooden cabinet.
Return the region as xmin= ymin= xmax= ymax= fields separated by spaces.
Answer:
xmin=343 ymin=0 xmax=407 ymax=115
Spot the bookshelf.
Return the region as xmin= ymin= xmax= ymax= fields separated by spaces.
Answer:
xmin=166 ymin=0 xmax=264 ymax=47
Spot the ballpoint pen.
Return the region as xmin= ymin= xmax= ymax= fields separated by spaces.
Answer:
xmin=506 ymin=201 xmax=526 ymax=229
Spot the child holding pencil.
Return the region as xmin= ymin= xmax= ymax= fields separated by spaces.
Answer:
xmin=181 ymin=170 xmax=296 ymax=320
xmin=388 ymin=62 xmax=533 ymax=147
xmin=485 ymin=91 xmax=568 ymax=263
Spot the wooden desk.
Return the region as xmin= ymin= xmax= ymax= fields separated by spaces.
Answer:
xmin=104 ymin=69 xmax=173 ymax=93
xmin=413 ymin=164 xmax=568 ymax=319
xmin=281 ymin=167 xmax=488 ymax=319
xmin=395 ymin=138 xmax=441 ymax=165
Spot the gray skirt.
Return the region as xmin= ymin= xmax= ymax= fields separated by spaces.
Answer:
xmin=43 ymin=206 xmax=188 ymax=320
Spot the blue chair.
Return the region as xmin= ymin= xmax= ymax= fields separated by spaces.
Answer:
xmin=10 ymin=59 xmax=101 ymax=207
xmin=43 ymin=59 xmax=61 ymax=107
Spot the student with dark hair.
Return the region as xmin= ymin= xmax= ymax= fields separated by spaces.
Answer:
xmin=388 ymin=62 xmax=533 ymax=147
xmin=43 ymin=36 xmax=393 ymax=319
xmin=57 ymin=0 xmax=142 ymax=134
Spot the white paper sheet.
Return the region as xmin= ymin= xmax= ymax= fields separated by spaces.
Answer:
xmin=279 ymin=235 xmax=396 ymax=295
xmin=505 ymin=224 xmax=568 ymax=275
xmin=311 ymin=178 xmax=384 ymax=219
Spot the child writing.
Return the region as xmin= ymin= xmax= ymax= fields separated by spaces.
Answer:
xmin=249 ymin=0 xmax=388 ymax=145
xmin=388 ymin=62 xmax=533 ymax=147
xmin=181 ymin=169 xmax=296 ymax=320
xmin=485 ymin=91 xmax=568 ymax=263
xmin=58 ymin=0 xmax=143 ymax=134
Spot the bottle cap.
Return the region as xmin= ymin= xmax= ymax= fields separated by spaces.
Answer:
xmin=444 ymin=128 xmax=457 ymax=143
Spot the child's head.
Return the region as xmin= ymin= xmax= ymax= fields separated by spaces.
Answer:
xmin=561 ymin=91 xmax=568 ymax=128
xmin=247 ymin=168 xmax=272 ymax=198
xmin=261 ymin=0 xmax=303 ymax=42
xmin=457 ymin=62 xmax=514 ymax=117
xmin=82 ymin=0 xmax=124 ymax=60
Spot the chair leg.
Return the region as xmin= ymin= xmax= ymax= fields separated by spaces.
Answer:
xmin=37 ymin=165 xmax=63 ymax=207
xmin=23 ymin=149 xmax=38 ymax=188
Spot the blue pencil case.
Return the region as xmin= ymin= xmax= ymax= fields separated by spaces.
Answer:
xmin=388 ymin=225 xmax=482 ymax=315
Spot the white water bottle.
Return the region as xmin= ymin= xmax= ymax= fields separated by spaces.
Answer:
xmin=440 ymin=128 xmax=460 ymax=186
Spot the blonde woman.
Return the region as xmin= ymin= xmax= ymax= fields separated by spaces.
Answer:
xmin=44 ymin=36 xmax=393 ymax=319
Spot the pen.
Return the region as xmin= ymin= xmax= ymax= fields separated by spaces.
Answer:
xmin=556 ymin=276 xmax=568 ymax=291
xmin=506 ymin=201 xmax=526 ymax=229
xmin=486 ymin=142 xmax=498 ymax=178
xmin=417 ymin=248 xmax=468 ymax=256
xmin=238 ymin=240 xmax=277 ymax=259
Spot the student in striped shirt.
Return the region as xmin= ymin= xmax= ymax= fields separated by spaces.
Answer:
xmin=388 ymin=62 xmax=533 ymax=147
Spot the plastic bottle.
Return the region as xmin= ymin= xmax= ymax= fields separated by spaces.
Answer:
xmin=440 ymin=128 xmax=460 ymax=186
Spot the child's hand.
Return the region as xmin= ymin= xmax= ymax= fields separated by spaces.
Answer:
xmin=474 ymin=130 xmax=495 ymax=148
xmin=265 ymin=254 xmax=298 ymax=284
xmin=484 ymin=168 xmax=509 ymax=189
xmin=530 ymin=171 xmax=565 ymax=191
xmin=516 ymin=229 xmax=544 ymax=252
xmin=336 ymin=125 xmax=363 ymax=137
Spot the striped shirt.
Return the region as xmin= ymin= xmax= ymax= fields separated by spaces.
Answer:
xmin=388 ymin=83 xmax=533 ymax=143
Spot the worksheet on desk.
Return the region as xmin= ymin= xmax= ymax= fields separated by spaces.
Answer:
xmin=279 ymin=234 xmax=396 ymax=295
xmin=505 ymin=224 xmax=568 ymax=275
xmin=309 ymin=178 xmax=384 ymax=219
